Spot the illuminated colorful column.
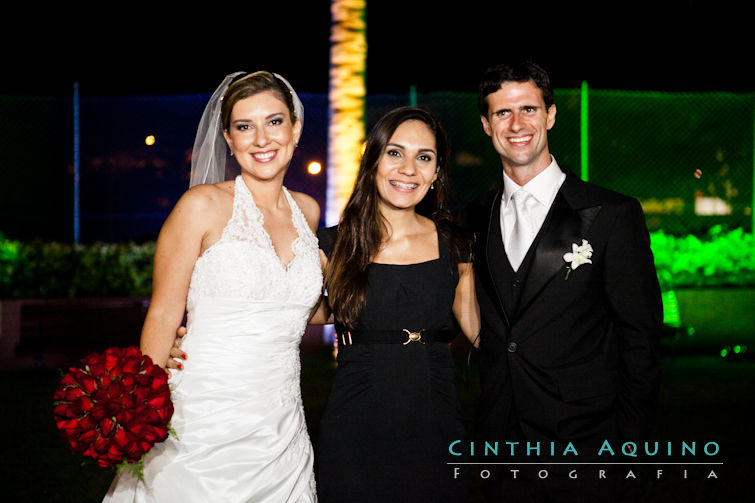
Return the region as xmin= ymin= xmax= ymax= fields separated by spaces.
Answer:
xmin=326 ymin=0 xmax=367 ymax=226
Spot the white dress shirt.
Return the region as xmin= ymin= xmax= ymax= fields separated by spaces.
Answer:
xmin=500 ymin=156 xmax=567 ymax=260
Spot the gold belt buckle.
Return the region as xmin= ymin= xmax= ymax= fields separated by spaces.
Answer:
xmin=402 ymin=329 xmax=425 ymax=345
xmin=340 ymin=331 xmax=353 ymax=346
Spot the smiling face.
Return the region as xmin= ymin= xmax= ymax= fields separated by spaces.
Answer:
xmin=222 ymin=90 xmax=301 ymax=182
xmin=375 ymin=119 xmax=438 ymax=213
xmin=481 ymin=79 xmax=556 ymax=180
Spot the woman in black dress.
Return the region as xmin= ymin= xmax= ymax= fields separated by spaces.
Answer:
xmin=313 ymin=107 xmax=480 ymax=502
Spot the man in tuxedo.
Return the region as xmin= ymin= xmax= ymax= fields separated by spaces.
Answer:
xmin=465 ymin=60 xmax=662 ymax=502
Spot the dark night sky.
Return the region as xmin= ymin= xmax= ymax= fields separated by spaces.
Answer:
xmin=2 ymin=1 xmax=751 ymax=97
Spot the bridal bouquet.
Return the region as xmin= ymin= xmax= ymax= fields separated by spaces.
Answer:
xmin=52 ymin=346 xmax=175 ymax=478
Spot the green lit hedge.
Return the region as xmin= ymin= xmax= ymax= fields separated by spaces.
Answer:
xmin=0 ymin=235 xmax=154 ymax=298
xmin=1 ymin=227 xmax=754 ymax=299
xmin=651 ymin=226 xmax=755 ymax=289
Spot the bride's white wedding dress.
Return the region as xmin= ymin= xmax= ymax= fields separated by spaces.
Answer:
xmin=104 ymin=176 xmax=322 ymax=502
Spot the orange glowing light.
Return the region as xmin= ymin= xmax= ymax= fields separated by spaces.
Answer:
xmin=308 ymin=162 xmax=322 ymax=175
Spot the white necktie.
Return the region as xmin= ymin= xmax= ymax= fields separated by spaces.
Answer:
xmin=506 ymin=189 xmax=534 ymax=271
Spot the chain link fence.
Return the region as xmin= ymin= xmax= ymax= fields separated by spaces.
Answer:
xmin=410 ymin=89 xmax=754 ymax=235
xmin=1 ymin=89 xmax=752 ymax=242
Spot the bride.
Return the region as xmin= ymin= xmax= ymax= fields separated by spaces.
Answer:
xmin=103 ymin=71 xmax=322 ymax=502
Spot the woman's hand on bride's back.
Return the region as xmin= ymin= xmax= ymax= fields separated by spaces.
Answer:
xmin=164 ymin=326 xmax=187 ymax=376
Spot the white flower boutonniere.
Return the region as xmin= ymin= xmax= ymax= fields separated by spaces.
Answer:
xmin=563 ymin=239 xmax=593 ymax=279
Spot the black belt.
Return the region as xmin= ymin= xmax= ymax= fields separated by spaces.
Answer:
xmin=335 ymin=327 xmax=449 ymax=346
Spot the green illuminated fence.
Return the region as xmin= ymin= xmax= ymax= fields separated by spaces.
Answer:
xmin=405 ymin=88 xmax=755 ymax=236
xmin=585 ymin=88 xmax=754 ymax=235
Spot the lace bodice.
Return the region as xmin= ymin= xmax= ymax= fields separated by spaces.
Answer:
xmin=104 ymin=176 xmax=321 ymax=502
xmin=187 ymin=176 xmax=323 ymax=311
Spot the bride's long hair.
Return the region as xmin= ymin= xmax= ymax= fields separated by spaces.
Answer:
xmin=326 ymin=106 xmax=470 ymax=329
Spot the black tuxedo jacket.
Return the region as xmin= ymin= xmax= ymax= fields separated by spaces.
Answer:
xmin=465 ymin=169 xmax=662 ymax=456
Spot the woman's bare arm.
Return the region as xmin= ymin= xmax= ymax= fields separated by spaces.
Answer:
xmin=308 ymin=249 xmax=333 ymax=325
xmin=453 ymin=262 xmax=480 ymax=347
xmin=141 ymin=187 xmax=218 ymax=369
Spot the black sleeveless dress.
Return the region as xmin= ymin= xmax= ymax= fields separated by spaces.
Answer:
xmin=315 ymin=226 xmax=467 ymax=503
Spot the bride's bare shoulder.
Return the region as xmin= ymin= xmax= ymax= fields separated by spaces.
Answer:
xmin=289 ymin=190 xmax=320 ymax=232
xmin=166 ymin=182 xmax=234 ymax=225
xmin=182 ymin=181 xmax=233 ymax=208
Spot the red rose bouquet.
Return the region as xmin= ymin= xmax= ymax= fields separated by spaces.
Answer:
xmin=52 ymin=346 xmax=175 ymax=479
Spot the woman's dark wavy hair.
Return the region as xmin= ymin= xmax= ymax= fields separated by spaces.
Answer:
xmin=326 ymin=106 xmax=471 ymax=329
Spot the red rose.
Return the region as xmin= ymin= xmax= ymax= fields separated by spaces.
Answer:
xmin=52 ymin=346 xmax=174 ymax=471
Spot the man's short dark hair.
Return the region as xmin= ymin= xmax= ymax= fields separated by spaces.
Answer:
xmin=477 ymin=59 xmax=554 ymax=117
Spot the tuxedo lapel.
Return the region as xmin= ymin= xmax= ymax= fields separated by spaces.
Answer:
xmin=517 ymin=175 xmax=602 ymax=316
xmin=484 ymin=186 xmax=511 ymax=327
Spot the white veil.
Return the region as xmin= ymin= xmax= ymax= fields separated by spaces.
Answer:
xmin=189 ymin=72 xmax=304 ymax=188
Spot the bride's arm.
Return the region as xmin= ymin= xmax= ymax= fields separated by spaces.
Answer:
xmin=453 ymin=262 xmax=480 ymax=348
xmin=141 ymin=188 xmax=214 ymax=369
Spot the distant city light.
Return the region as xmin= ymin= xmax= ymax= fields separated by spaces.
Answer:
xmin=145 ymin=135 xmax=156 ymax=146
xmin=695 ymin=196 xmax=732 ymax=215
xmin=308 ymin=161 xmax=322 ymax=175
